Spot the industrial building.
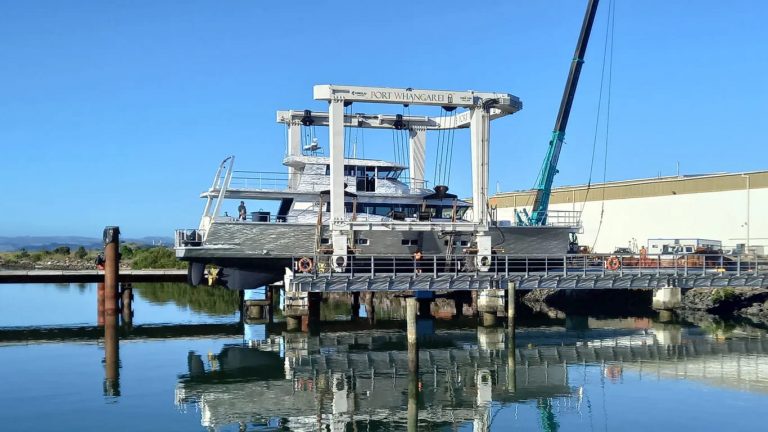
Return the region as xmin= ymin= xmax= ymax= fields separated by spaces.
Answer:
xmin=491 ymin=170 xmax=767 ymax=254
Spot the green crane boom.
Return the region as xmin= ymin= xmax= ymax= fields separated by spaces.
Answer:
xmin=526 ymin=0 xmax=600 ymax=226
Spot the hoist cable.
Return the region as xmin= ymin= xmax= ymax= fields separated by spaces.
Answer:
xmin=446 ymin=109 xmax=457 ymax=187
xmin=580 ymin=0 xmax=614 ymax=217
xmin=591 ymin=0 xmax=616 ymax=252
xmin=436 ymin=107 xmax=449 ymax=185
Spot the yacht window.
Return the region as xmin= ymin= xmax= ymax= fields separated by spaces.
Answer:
xmin=325 ymin=165 xmax=330 ymax=175
xmin=401 ymin=239 xmax=418 ymax=246
xmin=320 ymin=238 xmax=330 ymax=245
xmin=356 ymin=238 xmax=369 ymax=245
xmin=685 ymin=246 xmax=693 ymax=253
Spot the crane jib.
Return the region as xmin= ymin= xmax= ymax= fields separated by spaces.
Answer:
xmin=527 ymin=0 xmax=600 ymax=227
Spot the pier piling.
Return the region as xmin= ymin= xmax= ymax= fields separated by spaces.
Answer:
xmin=406 ymin=296 xmax=419 ymax=432
xmin=102 ymin=226 xmax=121 ymax=396
xmin=407 ymin=297 xmax=418 ymax=347
xmin=103 ymin=227 xmax=120 ymax=319
xmin=507 ymin=282 xmax=516 ymax=324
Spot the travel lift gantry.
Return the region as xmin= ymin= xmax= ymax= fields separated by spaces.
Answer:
xmin=279 ymin=84 xmax=522 ymax=272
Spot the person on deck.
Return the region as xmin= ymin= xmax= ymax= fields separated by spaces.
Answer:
xmin=238 ymin=201 xmax=247 ymax=221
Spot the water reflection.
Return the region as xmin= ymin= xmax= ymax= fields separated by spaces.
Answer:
xmin=5 ymin=284 xmax=768 ymax=430
xmin=134 ymin=282 xmax=241 ymax=316
xmin=173 ymin=312 xmax=768 ymax=431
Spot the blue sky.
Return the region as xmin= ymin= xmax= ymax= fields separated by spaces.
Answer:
xmin=1 ymin=1 xmax=766 ymax=237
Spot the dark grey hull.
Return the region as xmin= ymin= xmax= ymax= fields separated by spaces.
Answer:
xmin=178 ymin=221 xmax=574 ymax=290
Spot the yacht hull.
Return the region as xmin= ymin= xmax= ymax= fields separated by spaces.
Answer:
xmin=178 ymin=222 xmax=574 ymax=290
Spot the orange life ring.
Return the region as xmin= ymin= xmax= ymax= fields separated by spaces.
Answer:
xmin=297 ymin=257 xmax=313 ymax=273
xmin=605 ymin=256 xmax=621 ymax=271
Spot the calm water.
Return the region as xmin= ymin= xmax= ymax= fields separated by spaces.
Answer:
xmin=1 ymin=284 xmax=768 ymax=431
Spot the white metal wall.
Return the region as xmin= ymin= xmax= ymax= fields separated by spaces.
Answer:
xmin=496 ymin=188 xmax=768 ymax=253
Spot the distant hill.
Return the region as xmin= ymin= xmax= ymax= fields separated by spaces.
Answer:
xmin=0 ymin=236 xmax=174 ymax=252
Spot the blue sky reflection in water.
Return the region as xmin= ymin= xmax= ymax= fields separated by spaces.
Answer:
xmin=1 ymin=284 xmax=768 ymax=431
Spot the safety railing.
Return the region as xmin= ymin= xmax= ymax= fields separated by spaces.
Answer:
xmin=543 ymin=210 xmax=582 ymax=227
xmin=511 ymin=209 xmax=582 ymax=228
xmin=223 ymin=171 xmax=330 ymax=191
xmin=290 ymin=253 xmax=767 ymax=278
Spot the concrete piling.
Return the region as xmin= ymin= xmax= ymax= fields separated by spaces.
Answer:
xmin=406 ymin=296 xmax=419 ymax=432
xmin=507 ymin=282 xmax=516 ymax=325
xmin=652 ymin=285 xmax=682 ymax=310
xmin=481 ymin=312 xmax=497 ymax=327
xmin=507 ymin=322 xmax=516 ymax=393
xmin=407 ymin=297 xmax=418 ymax=347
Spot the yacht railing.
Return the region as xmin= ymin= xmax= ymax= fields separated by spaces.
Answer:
xmin=506 ymin=209 xmax=582 ymax=228
xmin=541 ymin=210 xmax=582 ymax=227
xmin=291 ymin=253 xmax=767 ymax=278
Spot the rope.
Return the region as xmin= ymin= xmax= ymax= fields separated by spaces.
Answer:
xmin=434 ymin=107 xmax=446 ymax=185
xmin=580 ymin=0 xmax=615 ymax=217
xmin=404 ymin=105 xmax=411 ymax=179
xmin=446 ymin=108 xmax=457 ymax=187
xmin=591 ymin=0 xmax=616 ymax=252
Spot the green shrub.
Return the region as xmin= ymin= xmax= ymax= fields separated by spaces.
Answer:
xmin=15 ymin=249 xmax=30 ymax=259
xmin=711 ymin=287 xmax=736 ymax=303
xmin=131 ymin=247 xmax=186 ymax=269
xmin=120 ymin=245 xmax=134 ymax=259
xmin=74 ymin=246 xmax=88 ymax=260
xmin=53 ymin=246 xmax=70 ymax=255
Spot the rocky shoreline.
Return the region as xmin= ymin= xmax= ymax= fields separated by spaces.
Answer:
xmin=677 ymin=287 xmax=768 ymax=323
xmin=521 ymin=286 xmax=768 ymax=327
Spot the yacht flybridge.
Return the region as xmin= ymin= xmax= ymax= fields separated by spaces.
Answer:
xmin=175 ymin=85 xmax=581 ymax=290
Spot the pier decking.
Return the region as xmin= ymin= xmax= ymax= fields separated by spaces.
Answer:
xmin=290 ymin=253 xmax=768 ymax=291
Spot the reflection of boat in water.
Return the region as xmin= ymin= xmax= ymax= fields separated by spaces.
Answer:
xmin=176 ymin=328 xmax=575 ymax=431
xmin=175 ymin=323 xmax=768 ymax=431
